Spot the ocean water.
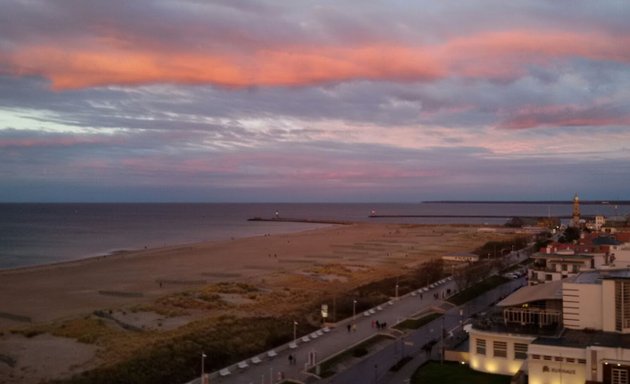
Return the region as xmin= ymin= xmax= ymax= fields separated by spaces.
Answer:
xmin=0 ymin=202 xmax=625 ymax=269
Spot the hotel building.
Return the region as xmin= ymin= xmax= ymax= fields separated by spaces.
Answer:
xmin=468 ymin=269 xmax=630 ymax=384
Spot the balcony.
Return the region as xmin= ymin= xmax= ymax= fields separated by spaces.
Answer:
xmin=471 ymin=308 xmax=564 ymax=337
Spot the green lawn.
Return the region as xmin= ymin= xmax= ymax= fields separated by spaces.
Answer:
xmin=411 ymin=361 xmax=511 ymax=384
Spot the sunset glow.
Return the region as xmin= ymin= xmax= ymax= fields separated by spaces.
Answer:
xmin=1 ymin=0 xmax=629 ymax=201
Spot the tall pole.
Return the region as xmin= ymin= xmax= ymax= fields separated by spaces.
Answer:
xmin=441 ymin=320 xmax=445 ymax=364
xmin=353 ymin=299 xmax=357 ymax=323
xmin=201 ymin=352 xmax=206 ymax=384
xmin=395 ymin=280 xmax=399 ymax=300
xmin=293 ymin=321 xmax=298 ymax=342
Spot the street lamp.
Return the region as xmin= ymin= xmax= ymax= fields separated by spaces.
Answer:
xmin=200 ymin=352 xmax=207 ymax=384
xmin=293 ymin=321 xmax=298 ymax=342
xmin=352 ymin=299 xmax=357 ymax=323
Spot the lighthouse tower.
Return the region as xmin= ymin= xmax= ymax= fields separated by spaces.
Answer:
xmin=571 ymin=193 xmax=580 ymax=227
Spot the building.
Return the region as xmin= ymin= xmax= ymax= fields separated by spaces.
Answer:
xmin=572 ymin=194 xmax=581 ymax=228
xmin=528 ymin=252 xmax=600 ymax=285
xmin=468 ymin=269 xmax=630 ymax=384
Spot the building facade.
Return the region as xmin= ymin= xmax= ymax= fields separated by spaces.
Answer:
xmin=468 ymin=270 xmax=630 ymax=384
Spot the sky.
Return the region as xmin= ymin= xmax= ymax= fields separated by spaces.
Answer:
xmin=1 ymin=0 xmax=630 ymax=202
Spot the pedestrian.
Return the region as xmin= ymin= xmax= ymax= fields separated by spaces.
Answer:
xmin=347 ymin=323 xmax=351 ymax=333
xmin=288 ymin=354 xmax=293 ymax=365
xmin=375 ymin=320 xmax=380 ymax=329
xmin=420 ymin=293 xmax=423 ymax=300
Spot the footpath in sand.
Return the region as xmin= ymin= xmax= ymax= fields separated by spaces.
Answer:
xmin=0 ymin=223 xmax=521 ymax=383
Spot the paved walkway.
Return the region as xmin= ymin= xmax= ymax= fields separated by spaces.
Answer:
xmin=189 ymin=278 xmax=457 ymax=384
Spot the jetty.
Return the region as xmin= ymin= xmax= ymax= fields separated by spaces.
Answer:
xmin=247 ymin=217 xmax=353 ymax=225
xmin=368 ymin=214 xmax=573 ymax=219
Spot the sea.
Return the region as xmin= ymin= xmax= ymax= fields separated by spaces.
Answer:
xmin=0 ymin=202 xmax=627 ymax=270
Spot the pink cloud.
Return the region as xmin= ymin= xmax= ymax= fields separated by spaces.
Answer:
xmin=3 ymin=28 xmax=629 ymax=90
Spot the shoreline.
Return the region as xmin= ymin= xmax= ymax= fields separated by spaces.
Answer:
xmin=0 ymin=223 xmax=516 ymax=326
xmin=0 ymin=222 xmax=334 ymax=273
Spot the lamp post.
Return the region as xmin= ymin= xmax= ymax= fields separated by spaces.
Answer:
xmin=353 ymin=299 xmax=357 ymax=323
xmin=293 ymin=321 xmax=298 ymax=343
xmin=201 ymin=352 xmax=207 ymax=384
xmin=395 ymin=280 xmax=399 ymax=300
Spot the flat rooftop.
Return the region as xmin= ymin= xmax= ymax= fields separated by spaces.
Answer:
xmin=573 ymin=269 xmax=630 ymax=284
xmin=533 ymin=329 xmax=630 ymax=349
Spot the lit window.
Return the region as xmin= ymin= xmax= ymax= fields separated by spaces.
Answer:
xmin=612 ymin=368 xmax=628 ymax=384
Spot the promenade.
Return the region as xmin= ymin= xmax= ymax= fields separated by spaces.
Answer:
xmin=189 ymin=251 xmax=528 ymax=384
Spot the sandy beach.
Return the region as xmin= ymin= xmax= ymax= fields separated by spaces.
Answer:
xmin=0 ymin=222 xmax=521 ymax=383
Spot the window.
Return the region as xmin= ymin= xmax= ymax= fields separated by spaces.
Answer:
xmin=476 ymin=338 xmax=486 ymax=355
xmin=546 ymin=274 xmax=553 ymax=281
xmin=578 ymin=359 xmax=586 ymax=364
xmin=612 ymin=368 xmax=629 ymax=384
xmin=514 ymin=343 xmax=528 ymax=360
xmin=532 ymin=354 xmax=541 ymax=360
xmin=566 ymin=358 xmax=575 ymax=363
xmin=615 ymin=281 xmax=630 ymax=331
xmin=493 ymin=341 xmax=507 ymax=358
xmin=544 ymin=355 xmax=552 ymax=361
xmin=562 ymin=264 xmax=568 ymax=271
xmin=555 ymin=356 xmax=563 ymax=362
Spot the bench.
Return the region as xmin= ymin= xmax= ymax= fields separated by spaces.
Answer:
xmin=237 ymin=361 xmax=248 ymax=369
xmin=267 ymin=350 xmax=278 ymax=358
xmin=251 ymin=356 xmax=262 ymax=364
xmin=219 ymin=368 xmax=231 ymax=377
xmin=289 ymin=342 xmax=298 ymax=349
xmin=301 ymin=336 xmax=310 ymax=342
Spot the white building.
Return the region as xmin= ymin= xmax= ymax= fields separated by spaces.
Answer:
xmin=528 ymin=252 xmax=601 ymax=285
xmin=468 ymin=269 xmax=630 ymax=384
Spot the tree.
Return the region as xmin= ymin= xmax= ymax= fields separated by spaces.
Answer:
xmin=559 ymin=226 xmax=581 ymax=243
xmin=414 ymin=258 xmax=444 ymax=285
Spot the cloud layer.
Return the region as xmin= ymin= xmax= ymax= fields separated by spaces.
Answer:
xmin=1 ymin=0 xmax=629 ymax=201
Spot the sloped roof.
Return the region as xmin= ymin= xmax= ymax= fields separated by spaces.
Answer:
xmin=497 ymin=280 xmax=563 ymax=307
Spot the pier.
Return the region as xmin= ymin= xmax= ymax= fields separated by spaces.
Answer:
xmin=247 ymin=217 xmax=353 ymax=225
xmin=368 ymin=214 xmax=573 ymax=219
